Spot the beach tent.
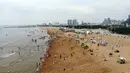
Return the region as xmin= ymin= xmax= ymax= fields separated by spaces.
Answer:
xmin=76 ymin=38 xmax=82 ymax=43
xmin=86 ymin=31 xmax=91 ymax=35
xmin=91 ymin=39 xmax=96 ymax=44
xmin=99 ymin=40 xmax=108 ymax=46
xmin=76 ymin=38 xmax=81 ymax=41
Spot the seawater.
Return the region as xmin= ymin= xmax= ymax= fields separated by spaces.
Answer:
xmin=0 ymin=27 xmax=49 ymax=73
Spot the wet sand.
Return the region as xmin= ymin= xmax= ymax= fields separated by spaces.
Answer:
xmin=40 ymin=27 xmax=120 ymax=73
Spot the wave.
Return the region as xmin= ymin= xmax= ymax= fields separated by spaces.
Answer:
xmin=0 ymin=53 xmax=15 ymax=59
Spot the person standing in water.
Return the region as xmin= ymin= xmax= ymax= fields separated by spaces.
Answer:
xmin=12 ymin=50 xmax=14 ymax=53
xmin=18 ymin=47 xmax=20 ymax=50
xmin=32 ymin=39 xmax=34 ymax=42
xmin=0 ymin=47 xmax=3 ymax=50
xmin=37 ymin=45 xmax=39 ymax=51
xmin=6 ymin=34 xmax=8 ymax=36
xmin=35 ymin=39 xmax=37 ymax=43
xmin=18 ymin=52 xmax=20 ymax=56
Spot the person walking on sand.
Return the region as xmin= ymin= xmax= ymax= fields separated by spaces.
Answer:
xmin=97 ymin=43 xmax=100 ymax=47
xmin=60 ymin=54 xmax=62 ymax=59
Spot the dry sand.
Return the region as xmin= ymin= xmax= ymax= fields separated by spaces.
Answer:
xmin=40 ymin=27 xmax=130 ymax=73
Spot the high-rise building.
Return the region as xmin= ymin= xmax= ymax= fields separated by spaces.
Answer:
xmin=41 ymin=23 xmax=47 ymax=25
xmin=81 ymin=21 xmax=88 ymax=25
xmin=125 ymin=15 xmax=130 ymax=25
xmin=111 ymin=20 xmax=124 ymax=25
xmin=73 ymin=19 xmax=77 ymax=25
xmin=49 ymin=23 xmax=52 ymax=25
xmin=102 ymin=18 xmax=124 ymax=25
xmin=76 ymin=20 xmax=79 ymax=25
xmin=107 ymin=18 xmax=111 ymax=24
xmin=81 ymin=21 xmax=84 ymax=25
xmin=67 ymin=19 xmax=73 ymax=25
xmin=67 ymin=19 xmax=78 ymax=25
xmin=102 ymin=18 xmax=112 ymax=25
xmin=128 ymin=15 xmax=130 ymax=19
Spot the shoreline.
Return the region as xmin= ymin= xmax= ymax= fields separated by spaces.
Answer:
xmin=39 ymin=27 xmax=58 ymax=72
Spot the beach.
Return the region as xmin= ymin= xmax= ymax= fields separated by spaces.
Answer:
xmin=1 ymin=27 xmax=130 ymax=73
xmin=40 ymin=27 xmax=130 ymax=73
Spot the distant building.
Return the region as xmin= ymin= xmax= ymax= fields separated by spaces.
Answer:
xmin=111 ymin=20 xmax=124 ymax=25
xmin=77 ymin=22 xmax=79 ymax=25
xmin=107 ymin=18 xmax=111 ymax=24
xmin=49 ymin=23 xmax=53 ymax=26
xmin=128 ymin=15 xmax=130 ymax=19
xmin=81 ymin=21 xmax=84 ymax=25
xmin=122 ymin=15 xmax=130 ymax=26
xmin=102 ymin=18 xmax=123 ymax=25
xmin=41 ymin=23 xmax=47 ymax=25
xmin=54 ymin=22 xmax=59 ymax=25
xmin=81 ymin=21 xmax=88 ymax=25
xmin=67 ymin=19 xmax=73 ymax=25
xmin=73 ymin=19 xmax=78 ymax=25
xmin=102 ymin=18 xmax=111 ymax=25
xmin=67 ymin=19 xmax=78 ymax=25
xmin=125 ymin=15 xmax=130 ymax=25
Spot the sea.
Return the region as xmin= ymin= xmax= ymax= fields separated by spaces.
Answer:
xmin=0 ymin=27 xmax=49 ymax=73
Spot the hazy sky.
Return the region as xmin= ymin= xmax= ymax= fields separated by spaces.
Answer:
xmin=0 ymin=0 xmax=130 ymax=25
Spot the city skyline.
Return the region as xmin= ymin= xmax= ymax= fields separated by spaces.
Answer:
xmin=0 ymin=0 xmax=130 ymax=25
xmin=0 ymin=17 xmax=127 ymax=26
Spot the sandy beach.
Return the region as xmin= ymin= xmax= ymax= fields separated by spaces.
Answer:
xmin=40 ymin=27 xmax=130 ymax=73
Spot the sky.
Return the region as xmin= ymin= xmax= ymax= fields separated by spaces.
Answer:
xmin=0 ymin=0 xmax=130 ymax=25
